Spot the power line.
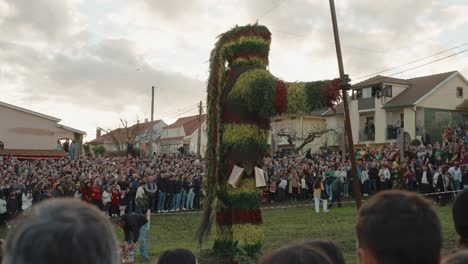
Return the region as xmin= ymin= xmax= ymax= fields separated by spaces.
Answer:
xmin=352 ymin=48 xmax=468 ymax=86
xmin=257 ymin=0 xmax=284 ymax=21
xmin=387 ymin=48 xmax=468 ymax=77
xmin=269 ymin=27 xmax=385 ymax=54
xmin=355 ymin=42 xmax=468 ymax=80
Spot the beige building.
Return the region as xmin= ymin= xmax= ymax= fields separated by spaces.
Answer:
xmin=270 ymin=113 xmax=333 ymax=153
xmin=323 ymin=71 xmax=468 ymax=148
xmin=0 ymin=101 xmax=85 ymax=154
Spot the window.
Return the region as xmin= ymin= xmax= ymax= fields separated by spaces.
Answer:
xmin=384 ymin=85 xmax=393 ymax=97
xmin=457 ymin=87 xmax=463 ymax=98
xmin=362 ymin=87 xmax=372 ymax=98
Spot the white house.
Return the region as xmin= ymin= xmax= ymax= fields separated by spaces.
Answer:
xmin=323 ymin=71 xmax=468 ymax=148
xmin=88 ymin=120 xmax=167 ymax=155
xmin=155 ymin=114 xmax=207 ymax=156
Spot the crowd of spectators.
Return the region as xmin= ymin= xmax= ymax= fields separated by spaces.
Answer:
xmin=264 ymin=125 xmax=468 ymax=209
xmin=0 ymin=125 xmax=466 ymax=225
xmin=0 ymin=154 xmax=204 ymax=225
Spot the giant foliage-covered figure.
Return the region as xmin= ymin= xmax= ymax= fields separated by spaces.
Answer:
xmin=198 ymin=24 xmax=341 ymax=263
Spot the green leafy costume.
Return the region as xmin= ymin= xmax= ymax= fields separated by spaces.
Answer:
xmin=197 ymin=24 xmax=341 ymax=263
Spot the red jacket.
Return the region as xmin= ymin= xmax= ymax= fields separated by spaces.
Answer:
xmin=81 ymin=186 xmax=91 ymax=202
xmin=90 ymin=186 xmax=102 ymax=201
xmin=111 ymin=190 xmax=121 ymax=205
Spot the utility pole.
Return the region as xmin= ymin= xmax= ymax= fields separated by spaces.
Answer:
xmin=149 ymin=86 xmax=155 ymax=157
xmin=197 ymin=101 xmax=203 ymax=157
xmin=329 ymin=0 xmax=362 ymax=209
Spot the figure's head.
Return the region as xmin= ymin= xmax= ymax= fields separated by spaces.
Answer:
xmin=356 ymin=190 xmax=442 ymax=264
xmin=218 ymin=24 xmax=272 ymax=69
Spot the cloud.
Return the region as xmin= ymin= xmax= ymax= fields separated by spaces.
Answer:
xmin=0 ymin=38 xmax=205 ymax=113
xmin=1 ymin=0 xmax=467 ymax=139
xmin=0 ymin=0 xmax=81 ymax=42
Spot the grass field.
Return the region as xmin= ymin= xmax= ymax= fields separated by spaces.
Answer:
xmin=112 ymin=202 xmax=457 ymax=264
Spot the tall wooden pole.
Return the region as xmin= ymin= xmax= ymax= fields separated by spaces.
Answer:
xmin=149 ymin=86 xmax=155 ymax=157
xmin=197 ymin=101 xmax=203 ymax=157
xmin=329 ymin=0 xmax=362 ymax=209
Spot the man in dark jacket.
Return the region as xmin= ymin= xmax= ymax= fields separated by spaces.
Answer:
xmin=118 ymin=214 xmax=149 ymax=262
xmin=368 ymin=163 xmax=379 ymax=194
xmin=166 ymin=176 xmax=175 ymax=212
xmin=416 ymin=164 xmax=433 ymax=194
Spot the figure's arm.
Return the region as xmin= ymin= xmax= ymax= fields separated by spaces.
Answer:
xmin=277 ymin=80 xmax=341 ymax=115
xmin=227 ymin=68 xmax=341 ymax=117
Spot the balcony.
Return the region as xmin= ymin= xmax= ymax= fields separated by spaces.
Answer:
xmin=358 ymin=98 xmax=375 ymax=110
xmin=359 ymin=128 xmax=375 ymax=141
xmin=386 ymin=126 xmax=399 ymax=140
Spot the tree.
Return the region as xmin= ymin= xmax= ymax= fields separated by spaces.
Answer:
xmin=276 ymin=127 xmax=335 ymax=153
xmin=101 ymin=119 xmax=158 ymax=155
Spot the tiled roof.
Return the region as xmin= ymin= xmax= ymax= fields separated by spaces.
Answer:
xmin=167 ymin=115 xmax=198 ymax=128
xmin=0 ymin=149 xmax=67 ymax=159
xmin=352 ymin=76 xmax=410 ymax=89
xmin=322 ymin=71 xmax=462 ymax=115
xmin=164 ymin=114 xmax=206 ymax=136
xmin=182 ymin=115 xmax=206 ymax=136
xmin=88 ymin=120 xmax=163 ymax=145
xmin=456 ymin=99 xmax=468 ymax=111
xmin=383 ymin=71 xmax=456 ymax=108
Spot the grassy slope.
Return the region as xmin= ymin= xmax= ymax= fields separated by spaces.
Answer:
xmin=114 ymin=203 xmax=456 ymax=264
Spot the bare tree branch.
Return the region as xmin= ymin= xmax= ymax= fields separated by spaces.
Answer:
xmin=277 ymin=127 xmax=335 ymax=153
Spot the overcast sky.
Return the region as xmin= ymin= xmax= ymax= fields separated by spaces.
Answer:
xmin=1 ymin=0 xmax=467 ymax=141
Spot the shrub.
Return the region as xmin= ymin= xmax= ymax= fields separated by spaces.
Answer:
xmin=92 ymin=145 xmax=106 ymax=155
xmin=411 ymin=139 xmax=422 ymax=147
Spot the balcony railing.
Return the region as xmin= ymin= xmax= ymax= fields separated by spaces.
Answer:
xmin=359 ymin=128 xmax=375 ymax=141
xmin=358 ymin=98 xmax=375 ymax=110
xmin=387 ymin=125 xmax=403 ymax=140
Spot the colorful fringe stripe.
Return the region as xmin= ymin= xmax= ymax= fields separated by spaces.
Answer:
xmin=227 ymin=178 xmax=256 ymax=193
xmin=274 ymin=80 xmax=287 ymax=114
xmin=216 ymin=209 xmax=233 ymax=226
xmin=232 ymin=208 xmax=262 ymax=224
xmin=232 ymin=224 xmax=264 ymax=244
xmin=214 ymin=225 xmax=233 ymax=242
xmin=229 ymin=192 xmax=262 ymax=209
xmin=222 ymin=123 xmax=269 ymax=154
xmin=286 ymin=82 xmax=306 ymax=114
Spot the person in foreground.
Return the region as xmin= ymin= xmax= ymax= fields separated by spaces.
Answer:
xmin=356 ymin=190 xmax=442 ymax=264
xmin=3 ymin=199 xmax=119 ymax=264
xmin=452 ymin=189 xmax=468 ymax=251
xmin=443 ymin=250 xmax=468 ymax=264
xmin=118 ymin=213 xmax=149 ymax=262
xmin=258 ymin=240 xmax=344 ymax=264
xmin=158 ymin=248 xmax=198 ymax=264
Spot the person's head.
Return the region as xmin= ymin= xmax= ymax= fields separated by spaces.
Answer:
xmin=303 ymin=240 xmax=345 ymax=264
xmin=3 ymin=199 xmax=119 ymax=264
xmin=443 ymin=250 xmax=468 ymax=264
xmin=453 ymin=190 xmax=468 ymax=249
xmin=258 ymin=242 xmax=332 ymax=264
xmin=356 ymin=190 xmax=442 ymax=264
xmin=157 ymin=248 xmax=197 ymax=264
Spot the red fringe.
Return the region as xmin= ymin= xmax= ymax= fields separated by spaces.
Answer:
xmin=222 ymin=112 xmax=271 ymax=129
xmin=216 ymin=210 xmax=233 ymax=225
xmin=274 ymin=80 xmax=287 ymax=114
xmin=226 ymin=29 xmax=271 ymax=43
xmin=324 ymin=78 xmax=341 ymax=109
xmin=232 ymin=208 xmax=263 ymax=224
